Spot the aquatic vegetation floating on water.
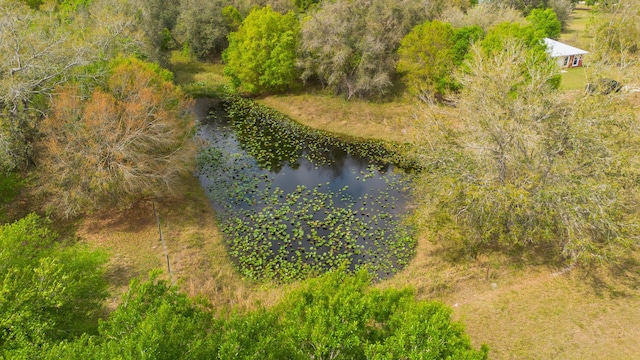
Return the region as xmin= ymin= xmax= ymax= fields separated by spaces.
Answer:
xmin=196 ymin=92 xmax=417 ymax=282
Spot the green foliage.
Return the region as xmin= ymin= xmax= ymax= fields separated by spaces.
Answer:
xmin=222 ymin=5 xmax=242 ymax=31
xmin=0 ymin=172 xmax=22 ymax=205
xmin=452 ymin=25 xmax=485 ymax=65
xmin=44 ymin=270 xmax=487 ymax=359
xmin=478 ymin=22 xmax=560 ymax=89
xmin=0 ymin=214 xmax=108 ymax=356
xmin=480 ymin=22 xmax=543 ymax=56
xmin=275 ymin=269 xmax=487 ymax=359
xmin=223 ymin=6 xmax=300 ymax=94
xmin=294 ymin=0 xmax=319 ymax=11
xmin=137 ymin=0 xmax=180 ymax=54
xmin=397 ymin=21 xmax=456 ymax=100
xmin=43 ymin=274 xmax=218 ymax=360
xmin=527 ymin=8 xmax=562 ymax=39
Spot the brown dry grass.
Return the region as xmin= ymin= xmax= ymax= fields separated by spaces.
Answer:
xmin=77 ymin=174 xmax=293 ymax=313
xmin=257 ymin=94 xmax=419 ymax=143
xmin=378 ymin=231 xmax=640 ymax=359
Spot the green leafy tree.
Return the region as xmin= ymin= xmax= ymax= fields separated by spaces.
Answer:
xmin=277 ymin=269 xmax=488 ymax=360
xmin=0 ymin=214 xmax=108 ymax=357
xmin=36 ymin=58 xmax=195 ymax=218
xmin=452 ymin=25 xmax=485 ymax=65
xmin=397 ymin=22 xmax=483 ymax=101
xmin=479 ymin=22 xmax=543 ymax=55
xmin=527 ymin=8 xmax=562 ymax=39
xmin=397 ymin=21 xmax=456 ymax=101
xmin=44 ymin=270 xmax=487 ymax=359
xmin=413 ymin=40 xmax=639 ymax=265
xmin=42 ymin=274 xmax=219 ymax=360
xmin=223 ymin=6 xmax=300 ymax=94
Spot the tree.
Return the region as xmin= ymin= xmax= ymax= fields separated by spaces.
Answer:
xmin=174 ymin=0 xmax=230 ymax=61
xmin=590 ymin=0 xmax=640 ymax=69
xmin=548 ymin=0 xmax=575 ymax=31
xmin=413 ymin=40 xmax=639 ymax=265
xmin=397 ymin=22 xmax=483 ymax=102
xmin=492 ymin=0 xmax=549 ymax=15
xmin=298 ymin=0 xmax=429 ymax=99
xmin=0 ymin=0 xmax=91 ymax=172
xmin=44 ymin=270 xmax=488 ymax=359
xmin=442 ymin=2 xmax=525 ymax=32
xmin=36 ymin=58 xmax=195 ymax=218
xmin=397 ymin=21 xmax=456 ymax=101
xmin=223 ymin=6 xmax=300 ymax=95
xmin=0 ymin=214 xmax=108 ymax=357
xmin=137 ymin=0 xmax=180 ymax=54
xmin=527 ymin=8 xmax=562 ymax=39
xmin=42 ymin=274 xmax=220 ymax=360
xmin=479 ymin=22 xmax=543 ymax=55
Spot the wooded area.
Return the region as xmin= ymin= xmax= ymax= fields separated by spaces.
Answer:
xmin=1 ymin=0 xmax=639 ymax=358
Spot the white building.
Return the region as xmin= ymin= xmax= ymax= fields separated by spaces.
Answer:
xmin=543 ymin=38 xmax=589 ymax=68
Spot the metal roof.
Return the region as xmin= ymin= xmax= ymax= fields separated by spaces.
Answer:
xmin=543 ymin=38 xmax=589 ymax=57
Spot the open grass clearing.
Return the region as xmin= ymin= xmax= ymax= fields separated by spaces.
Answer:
xmin=560 ymin=5 xmax=594 ymax=50
xmin=257 ymin=93 xmax=419 ymax=143
xmin=378 ymin=232 xmax=640 ymax=359
xmin=559 ymin=66 xmax=594 ymax=91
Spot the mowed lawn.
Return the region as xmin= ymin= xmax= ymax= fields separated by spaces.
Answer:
xmin=559 ymin=6 xmax=595 ymax=91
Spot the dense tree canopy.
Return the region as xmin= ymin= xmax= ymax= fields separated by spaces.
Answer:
xmin=223 ymin=6 xmax=300 ymax=94
xmin=174 ymin=0 xmax=229 ymax=61
xmin=298 ymin=0 xmax=429 ymax=99
xmin=527 ymin=8 xmax=562 ymax=39
xmin=0 ymin=214 xmax=108 ymax=358
xmin=397 ymin=21 xmax=483 ymax=101
xmin=42 ymin=270 xmax=488 ymax=359
xmin=397 ymin=21 xmax=457 ymax=101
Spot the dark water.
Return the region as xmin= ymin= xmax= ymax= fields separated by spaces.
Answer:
xmin=194 ymin=98 xmax=414 ymax=281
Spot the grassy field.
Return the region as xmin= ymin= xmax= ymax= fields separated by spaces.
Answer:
xmin=78 ymin=10 xmax=640 ymax=358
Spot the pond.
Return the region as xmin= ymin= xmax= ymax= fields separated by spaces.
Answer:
xmin=194 ymin=97 xmax=415 ymax=282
